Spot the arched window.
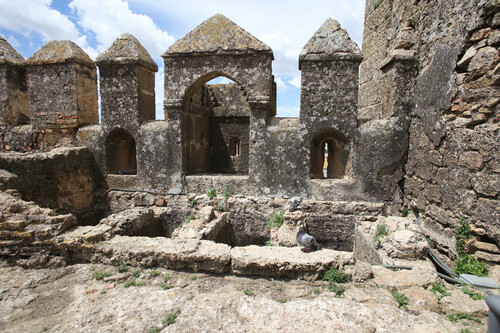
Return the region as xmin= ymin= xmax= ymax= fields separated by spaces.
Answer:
xmin=229 ymin=137 xmax=240 ymax=156
xmin=310 ymin=130 xmax=349 ymax=179
xmin=105 ymin=128 xmax=137 ymax=175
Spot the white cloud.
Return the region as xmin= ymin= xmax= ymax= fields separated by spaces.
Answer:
xmin=277 ymin=106 xmax=300 ymax=118
xmin=69 ymin=0 xmax=175 ymax=59
xmin=275 ymin=76 xmax=289 ymax=93
xmin=0 ymin=0 xmax=88 ymax=48
xmin=288 ymin=75 xmax=301 ymax=89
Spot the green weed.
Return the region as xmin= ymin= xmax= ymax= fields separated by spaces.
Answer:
xmin=179 ymin=214 xmax=195 ymax=228
xmin=373 ymin=0 xmax=382 ymax=9
xmin=277 ymin=298 xmax=287 ymax=303
xmin=266 ymin=210 xmax=285 ymax=230
xmin=93 ymin=270 xmax=111 ymax=280
xmin=216 ymin=204 xmax=223 ymax=212
xmin=117 ymin=261 xmax=128 ymax=273
xmin=430 ymin=281 xmax=450 ymax=300
xmin=164 ymin=274 xmax=171 ymax=282
xmin=265 ymin=240 xmax=273 ymax=246
xmin=242 ymin=288 xmax=254 ymax=296
xmin=460 ymin=286 xmax=485 ymax=300
xmin=190 ymin=275 xmax=197 ymax=281
xmin=132 ymin=268 xmax=141 ymax=278
xmin=149 ymin=268 xmax=160 ymax=277
xmin=223 ymin=187 xmax=231 ymax=198
xmin=207 ymin=188 xmax=217 ymax=199
xmin=164 ymin=309 xmax=181 ymax=326
xmin=453 ymin=254 xmax=488 ymax=277
xmin=446 ymin=312 xmax=482 ymax=324
xmin=124 ymin=279 xmax=136 ymax=288
xmin=161 ymin=284 xmax=173 ymax=290
xmin=322 ymin=267 xmax=350 ymax=284
xmin=146 ymin=327 xmax=162 ymax=333
xmin=392 ymin=291 xmax=409 ymax=310
xmin=328 ymin=283 xmax=345 ymax=296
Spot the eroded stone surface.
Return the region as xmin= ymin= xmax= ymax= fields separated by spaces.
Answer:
xmin=230 ymin=245 xmax=354 ymax=280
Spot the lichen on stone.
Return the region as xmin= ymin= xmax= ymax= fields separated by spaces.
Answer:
xmin=26 ymin=40 xmax=94 ymax=67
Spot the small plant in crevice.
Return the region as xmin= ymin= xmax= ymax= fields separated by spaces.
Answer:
xmin=401 ymin=206 xmax=409 ymax=217
xmin=164 ymin=308 xmax=181 ymax=326
xmin=242 ymin=288 xmax=254 ymax=296
xmin=254 ymin=203 xmax=259 ymax=210
xmin=179 ymin=213 xmax=195 ymax=228
xmin=392 ymin=291 xmax=409 ymax=311
xmin=446 ymin=312 xmax=482 ymax=324
xmin=132 ymin=268 xmax=141 ymax=278
xmin=149 ymin=268 xmax=160 ymax=277
xmin=322 ymin=267 xmax=350 ymax=284
xmin=124 ymin=279 xmax=136 ymax=288
xmin=161 ymin=284 xmax=172 ymax=290
xmin=216 ymin=204 xmax=223 ymax=212
xmin=93 ymin=270 xmax=111 ymax=280
xmin=266 ymin=210 xmax=285 ymax=230
xmin=453 ymin=218 xmax=488 ymax=277
xmin=328 ymin=283 xmax=346 ymax=297
xmin=277 ymin=298 xmax=287 ymax=303
xmin=430 ymin=281 xmax=450 ymax=301
xmin=190 ymin=275 xmax=197 ymax=281
xmin=146 ymin=327 xmax=162 ymax=333
xmin=373 ymin=0 xmax=382 ymax=9
xmin=459 ymin=286 xmax=485 ymax=300
xmin=191 ymin=199 xmax=197 ymax=207
xmin=116 ymin=261 xmax=128 ymax=273
xmin=207 ymin=187 xmax=217 ymax=199
xmin=455 ymin=217 xmax=472 ymax=256
xmin=374 ymin=223 xmax=389 ymax=246
xmin=164 ymin=274 xmax=171 ymax=282
xmin=265 ymin=240 xmax=273 ymax=247
xmin=223 ymin=187 xmax=232 ymax=198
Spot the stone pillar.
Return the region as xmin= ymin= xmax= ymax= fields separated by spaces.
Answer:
xmin=0 ymin=36 xmax=29 ymax=125
xmin=96 ymin=33 xmax=158 ymax=136
xmin=26 ymin=40 xmax=98 ymax=133
xmin=248 ymin=98 xmax=270 ymax=186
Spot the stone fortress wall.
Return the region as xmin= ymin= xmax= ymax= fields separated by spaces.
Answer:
xmin=0 ymin=2 xmax=499 ymax=257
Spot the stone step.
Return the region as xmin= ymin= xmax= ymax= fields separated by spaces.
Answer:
xmin=230 ymin=245 xmax=354 ymax=280
xmin=0 ymin=220 xmax=26 ymax=231
xmin=93 ymin=236 xmax=231 ymax=274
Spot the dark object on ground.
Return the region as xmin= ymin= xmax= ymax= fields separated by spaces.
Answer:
xmin=296 ymin=227 xmax=320 ymax=252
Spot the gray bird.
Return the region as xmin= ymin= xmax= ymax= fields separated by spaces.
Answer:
xmin=296 ymin=227 xmax=320 ymax=252
xmin=289 ymin=196 xmax=302 ymax=212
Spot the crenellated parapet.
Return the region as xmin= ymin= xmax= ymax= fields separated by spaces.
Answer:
xmin=26 ymin=40 xmax=98 ymax=132
xmin=0 ymin=36 xmax=29 ymax=125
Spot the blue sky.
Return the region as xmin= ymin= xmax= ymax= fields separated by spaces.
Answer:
xmin=0 ymin=0 xmax=366 ymax=119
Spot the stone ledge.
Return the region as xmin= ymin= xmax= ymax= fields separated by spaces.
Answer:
xmin=230 ymin=245 xmax=354 ymax=280
xmin=94 ymin=236 xmax=231 ymax=274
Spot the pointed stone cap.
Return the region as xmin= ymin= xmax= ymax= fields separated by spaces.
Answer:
xmin=96 ymin=33 xmax=158 ymax=72
xmin=299 ymin=19 xmax=362 ymax=66
xmin=26 ymin=40 xmax=94 ymax=67
xmin=0 ymin=35 xmax=25 ymax=66
xmin=163 ymin=14 xmax=272 ymax=57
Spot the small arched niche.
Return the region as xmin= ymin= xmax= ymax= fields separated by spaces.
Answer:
xmin=182 ymin=74 xmax=250 ymax=175
xmin=105 ymin=128 xmax=137 ymax=175
xmin=310 ymin=130 xmax=350 ymax=179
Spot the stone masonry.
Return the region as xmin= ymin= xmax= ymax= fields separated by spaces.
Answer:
xmin=0 ymin=5 xmax=498 ymax=259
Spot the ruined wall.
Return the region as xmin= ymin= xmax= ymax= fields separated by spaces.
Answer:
xmin=360 ymin=0 xmax=500 ymax=252
xmin=0 ymin=147 xmax=104 ymax=219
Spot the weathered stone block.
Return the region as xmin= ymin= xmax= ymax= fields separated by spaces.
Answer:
xmin=230 ymin=245 xmax=353 ymax=280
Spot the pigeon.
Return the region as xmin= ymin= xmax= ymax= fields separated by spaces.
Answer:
xmin=296 ymin=227 xmax=320 ymax=252
xmin=289 ymin=196 xmax=302 ymax=212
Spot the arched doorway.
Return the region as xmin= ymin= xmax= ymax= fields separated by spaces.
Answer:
xmin=105 ymin=128 xmax=137 ymax=175
xmin=182 ymin=74 xmax=250 ymax=175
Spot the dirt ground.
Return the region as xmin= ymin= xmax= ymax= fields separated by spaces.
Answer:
xmin=0 ymin=259 xmax=492 ymax=333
